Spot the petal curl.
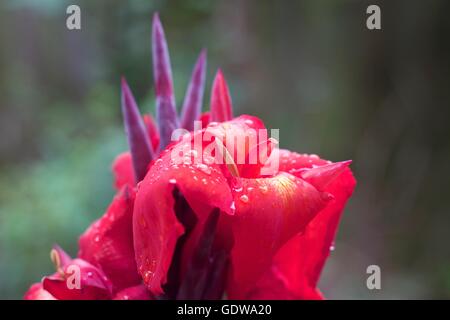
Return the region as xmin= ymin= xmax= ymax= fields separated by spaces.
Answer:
xmin=228 ymin=172 xmax=330 ymax=298
xmin=42 ymin=258 xmax=113 ymax=300
xmin=251 ymin=150 xmax=356 ymax=299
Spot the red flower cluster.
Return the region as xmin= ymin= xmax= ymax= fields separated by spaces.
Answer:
xmin=25 ymin=13 xmax=355 ymax=300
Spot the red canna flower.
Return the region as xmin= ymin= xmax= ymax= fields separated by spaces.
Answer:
xmin=24 ymin=12 xmax=355 ymax=300
xmin=133 ymin=116 xmax=355 ymax=299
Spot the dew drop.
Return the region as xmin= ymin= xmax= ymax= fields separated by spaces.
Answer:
xmin=239 ymin=194 xmax=249 ymax=203
xmin=196 ymin=163 xmax=211 ymax=175
xmin=230 ymin=201 xmax=236 ymax=213
xmin=259 ymin=185 xmax=268 ymax=194
xmin=169 ymin=178 xmax=177 ymax=184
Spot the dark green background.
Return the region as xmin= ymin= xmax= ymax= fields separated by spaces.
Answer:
xmin=0 ymin=0 xmax=449 ymax=299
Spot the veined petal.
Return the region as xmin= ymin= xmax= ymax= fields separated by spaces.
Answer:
xmin=78 ymin=186 xmax=140 ymax=292
xmin=210 ymin=69 xmax=233 ymax=122
xmin=152 ymin=13 xmax=179 ymax=149
xmin=227 ymin=172 xmax=330 ymax=299
xmin=121 ymin=77 xmax=154 ymax=183
xmin=180 ymin=50 xmax=207 ymax=131
xmin=253 ymin=150 xmax=356 ymax=299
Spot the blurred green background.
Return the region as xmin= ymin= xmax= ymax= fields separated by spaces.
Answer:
xmin=1 ymin=0 xmax=449 ymax=299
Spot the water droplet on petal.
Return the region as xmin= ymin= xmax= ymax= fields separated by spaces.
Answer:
xmin=239 ymin=194 xmax=249 ymax=203
xmin=169 ymin=178 xmax=177 ymax=184
xmin=230 ymin=201 xmax=236 ymax=213
xmin=259 ymin=185 xmax=268 ymax=194
xmin=196 ymin=163 xmax=211 ymax=175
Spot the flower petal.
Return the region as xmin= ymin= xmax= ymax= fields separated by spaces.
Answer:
xmin=42 ymin=258 xmax=113 ymax=300
xmin=210 ymin=69 xmax=233 ymax=122
xmin=180 ymin=50 xmax=207 ymax=131
xmin=24 ymin=283 xmax=56 ymax=300
xmin=254 ymin=150 xmax=356 ymax=299
xmin=121 ymin=77 xmax=154 ymax=182
xmin=199 ymin=111 xmax=210 ymax=128
xmin=143 ymin=114 xmax=160 ymax=151
xmin=152 ymin=13 xmax=179 ymax=149
xmin=113 ymin=284 xmax=154 ymax=300
xmin=133 ymin=141 xmax=233 ymax=295
xmin=78 ymin=186 xmax=141 ymax=292
xmin=112 ymin=152 xmax=135 ymax=190
xmin=227 ymin=172 xmax=331 ymax=298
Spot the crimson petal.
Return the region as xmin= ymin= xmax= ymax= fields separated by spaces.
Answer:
xmin=42 ymin=258 xmax=113 ymax=300
xmin=250 ymin=150 xmax=356 ymax=299
xmin=24 ymin=283 xmax=56 ymax=300
xmin=113 ymin=284 xmax=154 ymax=300
xmin=133 ymin=142 xmax=233 ymax=295
xmin=227 ymin=173 xmax=331 ymax=298
xmin=210 ymin=69 xmax=233 ymax=122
